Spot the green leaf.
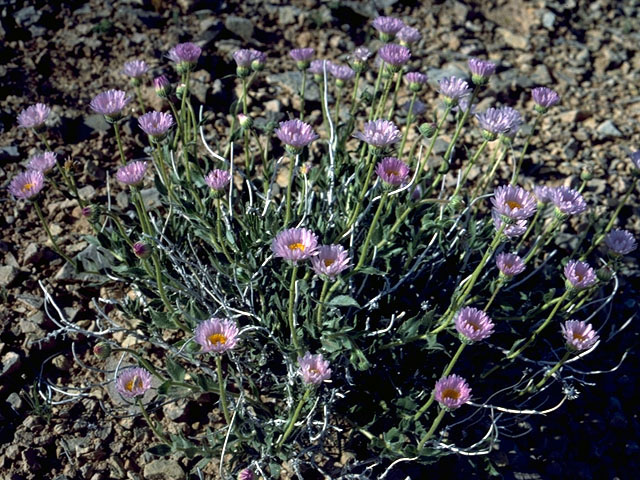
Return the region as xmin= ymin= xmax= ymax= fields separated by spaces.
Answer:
xmin=149 ymin=310 xmax=176 ymax=329
xmin=147 ymin=444 xmax=171 ymax=456
xmin=166 ymin=357 xmax=186 ymax=382
xmin=327 ymin=295 xmax=360 ymax=308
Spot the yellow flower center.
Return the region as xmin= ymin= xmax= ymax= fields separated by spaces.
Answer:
xmin=208 ymin=333 xmax=227 ymax=345
xmin=125 ymin=375 xmax=143 ymax=392
xmin=441 ymin=388 xmax=461 ymax=400
xmin=572 ymin=332 xmax=585 ymax=341
xmin=288 ymin=243 xmax=305 ymax=251
xmin=386 ymin=169 xmax=400 ymax=176
xmin=21 ymin=182 xmax=35 ymax=193
xmin=506 ymin=200 xmax=522 ymax=210
xmin=309 ymin=367 xmax=320 ymax=375
xmin=323 ymin=259 xmax=335 ymax=267
xmin=575 ymin=273 xmax=584 ymax=282
xmin=466 ymin=320 xmax=480 ymax=331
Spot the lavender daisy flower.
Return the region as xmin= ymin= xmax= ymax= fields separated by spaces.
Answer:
xmin=298 ymin=352 xmax=332 ymax=385
xmin=434 ymin=374 xmax=472 ymax=410
xmin=532 ymin=87 xmax=560 ymax=113
xmin=308 ymin=59 xmax=327 ymax=81
xmin=405 ymin=72 xmax=427 ymax=92
xmin=351 ymin=46 xmax=372 ymax=72
xmin=27 ymin=152 xmax=57 ymax=174
xmin=353 ymin=120 xmax=401 ymax=150
xmin=604 ymin=229 xmax=637 ymax=256
xmin=116 ymin=161 xmax=148 ymax=186
xmin=17 ymin=103 xmax=51 ymax=130
xmin=468 ymin=58 xmax=496 ymax=86
xmin=272 ymin=228 xmax=319 ymax=262
xmin=205 ymin=169 xmax=231 ymax=191
xmin=238 ymin=469 xmax=254 ymax=480
xmin=195 ymin=318 xmax=239 ymax=354
xmin=275 ymin=119 xmax=318 ymax=154
xmin=492 ymin=211 xmax=527 ymax=238
xmin=564 ymin=260 xmax=597 ymax=290
xmin=561 ymin=320 xmax=599 ymax=351
xmin=454 ymin=307 xmax=495 ymax=342
xmin=115 ymin=367 xmax=152 ymax=398
xmin=133 ymin=241 xmax=151 ymax=259
xmin=311 ymin=245 xmax=350 ymax=279
xmin=630 ymin=151 xmax=640 ymax=170
xmin=397 ymin=25 xmax=421 ymax=45
xmin=122 ymin=60 xmax=149 ymax=83
xmin=439 ymin=76 xmax=471 ymax=107
xmin=153 ymin=75 xmax=171 ymax=98
xmin=496 ymin=252 xmax=526 ymax=277
xmin=491 ymin=185 xmax=537 ymax=221
xmin=328 ymin=62 xmax=355 ymax=86
xmin=476 ymin=107 xmax=522 ymax=141
xmin=499 ymin=107 xmax=523 ymax=141
xmin=372 ymin=16 xmax=405 ymax=41
xmin=551 ymin=186 xmax=587 ymax=216
xmin=375 ymin=157 xmax=410 ymax=186
xmin=90 ymin=89 xmax=131 ymax=122
xmin=168 ymin=42 xmax=202 ymax=73
xmin=378 ymin=44 xmax=411 ymax=71
xmin=533 ymin=185 xmax=554 ymax=204
xmin=290 ymin=48 xmax=314 ymax=69
xmin=138 ymin=111 xmax=174 ymax=138
xmin=8 ymin=170 xmax=45 ymax=199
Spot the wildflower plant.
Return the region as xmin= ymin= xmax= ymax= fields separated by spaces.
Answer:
xmin=13 ymin=15 xmax=637 ymax=479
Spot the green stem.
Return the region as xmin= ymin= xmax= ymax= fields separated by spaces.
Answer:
xmin=33 ymin=201 xmax=77 ymax=269
xmin=134 ymin=85 xmax=146 ymax=113
xmin=452 ymin=139 xmax=489 ymax=197
xmin=516 ymin=208 xmax=542 ymax=251
xmin=483 ymin=279 xmax=504 ymax=312
xmin=441 ymin=87 xmax=479 ymax=164
xmin=523 ymin=217 xmax=561 ymax=264
xmin=334 ymin=86 xmax=343 ymax=127
xmin=215 ymin=199 xmax=234 ymax=263
xmin=534 ymin=351 xmax=571 ymax=390
xmin=284 ymin=154 xmax=298 ymax=226
xmin=368 ymin=62 xmax=385 ymax=121
xmin=299 ymin=70 xmax=307 ymax=119
xmin=113 ymin=122 xmax=127 ymax=165
xmin=419 ymin=105 xmax=453 ymax=194
xmin=355 ymin=191 xmax=388 ymax=270
xmin=417 ymin=408 xmax=447 ymax=450
xmin=442 ymin=342 xmax=466 ymax=378
xmin=137 ymin=397 xmax=169 ymax=445
xmin=398 ymin=92 xmax=417 ymax=157
xmin=277 ymin=388 xmax=311 ymax=448
xmin=315 ymin=279 xmax=330 ymax=329
xmin=349 ymin=71 xmax=362 ymax=117
xmin=506 ymin=288 xmax=571 ymax=360
xmin=386 ymin=70 xmax=404 ymax=119
xmin=288 ymin=265 xmax=302 ymax=354
xmin=374 ymin=72 xmax=394 ymax=120
xmin=216 ymin=355 xmax=231 ymax=425
xmin=511 ymin=113 xmax=543 ymax=185
xmin=470 ymin=142 xmax=505 ymax=198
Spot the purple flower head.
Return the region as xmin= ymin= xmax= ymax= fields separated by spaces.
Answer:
xmin=404 ymin=72 xmax=427 ymax=92
xmin=533 ymin=185 xmax=554 ymax=204
xmin=290 ymin=48 xmax=314 ymax=69
xmin=90 ymin=90 xmax=131 ymax=121
xmin=378 ymin=44 xmax=411 ymax=70
xmin=168 ymin=42 xmax=201 ymax=72
xmin=308 ymin=59 xmax=328 ymax=77
xmin=476 ymin=107 xmax=522 ymax=141
xmin=233 ymin=49 xmax=256 ymax=68
xmin=492 ymin=211 xmax=527 ymax=238
xmin=372 ymin=16 xmax=405 ymax=41
xmin=311 ymin=245 xmax=350 ymax=279
xmin=238 ymin=469 xmax=254 ymax=480
xmin=351 ymin=46 xmax=372 ymax=72
xmin=272 ymin=228 xmax=319 ymax=262
xmin=498 ymin=107 xmax=523 ymax=140
xmin=397 ymin=25 xmax=421 ymax=45
xmin=195 ymin=318 xmax=239 ymax=354
xmin=329 ymin=62 xmax=355 ymax=85
xmin=562 ymin=320 xmax=599 ymax=351
xmin=468 ymin=58 xmax=496 ymax=85
xmin=116 ymin=367 xmax=152 ymax=398
xmin=491 ymin=185 xmax=537 ymax=221
xmin=455 ymin=307 xmax=494 ymax=342
xmin=439 ymin=76 xmax=471 ymax=106
xmin=138 ymin=111 xmax=174 ymax=138
xmin=205 ymin=169 xmax=231 ymax=191
xmin=353 ymin=120 xmax=401 ymax=149
xmin=275 ymin=119 xmax=318 ymax=154
xmin=153 ymin=75 xmax=171 ymax=98
xmin=532 ymin=87 xmax=560 ymax=112
xmin=122 ymin=60 xmax=149 ymax=79
xmin=298 ymin=352 xmax=332 ymax=386
xmin=17 ymin=103 xmax=50 ymax=129
xmin=604 ymin=229 xmax=637 ymax=256
xmin=133 ymin=241 xmax=151 ymax=259
xmin=551 ymin=186 xmax=587 ymax=216
xmin=116 ymin=161 xmax=148 ymax=186
xmin=375 ymin=157 xmax=410 ymax=186
xmin=27 ymin=152 xmax=57 ymax=174
xmin=630 ymin=151 xmax=640 ymax=170
xmin=8 ymin=170 xmax=45 ymax=199
xmin=496 ymin=252 xmax=526 ymax=277
xmin=434 ymin=374 xmax=471 ymax=410
xmin=564 ymin=260 xmax=597 ymax=290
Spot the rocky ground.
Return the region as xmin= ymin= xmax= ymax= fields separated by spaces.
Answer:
xmin=1 ymin=0 xmax=639 ymax=478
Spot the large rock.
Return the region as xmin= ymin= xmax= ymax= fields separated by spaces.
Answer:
xmin=224 ymin=16 xmax=253 ymax=42
xmin=0 ymin=265 xmax=18 ymax=287
xmin=143 ymin=459 xmax=184 ymax=479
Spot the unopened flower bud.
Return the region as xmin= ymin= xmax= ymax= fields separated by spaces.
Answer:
xmin=133 ymin=241 xmax=151 ymax=259
xmin=419 ymin=122 xmax=436 ymax=138
xmin=361 ymin=90 xmax=373 ymax=106
xmin=596 ymin=266 xmax=613 ymax=283
xmin=175 ymin=83 xmax=187 ymax=99
xmin=93 ymin=342 xmax=112 ymax=359
xmin=238 ymin=113 xmax=252 ymax=129
xmin=153 ymin=75 xmax=171 ymax=99
xmin=580 ymin=167 xmax=593 ymax=182
xmin=449 ymin=194 xmax=464 ymax=210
